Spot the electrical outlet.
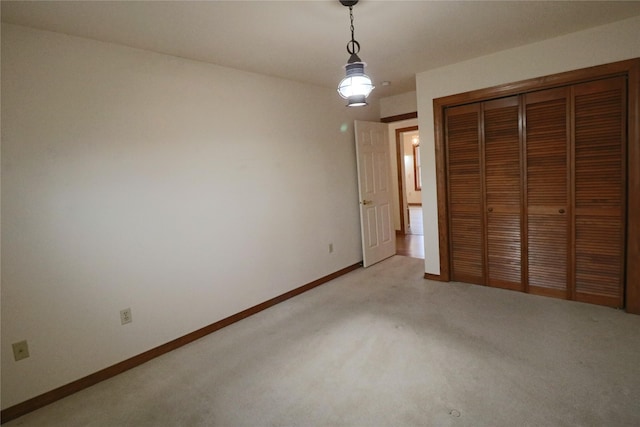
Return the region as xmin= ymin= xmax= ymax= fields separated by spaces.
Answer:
xmin=12 ymin=340 xmax=30 ymax=361
xmin=120 ymin=308 xmax=132 ymax=325
xmin=329 ymin=243 xmax=334 ymax=253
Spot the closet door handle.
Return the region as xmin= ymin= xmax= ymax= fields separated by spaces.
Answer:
xmin=487 ymin=207 xmax=493 ymax=212
xmin=558 ymin=208 xmax=565 ymax=214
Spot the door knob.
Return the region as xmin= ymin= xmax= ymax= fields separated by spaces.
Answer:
xmin=559 ymin=208 xmax=565 ymax=214
xmin=488 ymin=207 xmax=493 ymax=212
xmin=361 ymin=200 xmax=373 ymax=205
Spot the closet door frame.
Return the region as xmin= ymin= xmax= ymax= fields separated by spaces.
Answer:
xmin=432 ymin=58 xmax=640 ymax=314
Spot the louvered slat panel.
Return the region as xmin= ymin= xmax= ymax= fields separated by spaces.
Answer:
xmin=526 ymin=99 xmax=568 ymax=206
xmin=446 ymin=105 xmax=483 ymax=284
xmin=487 ymin=212 xmax=522 ymax=286
xmin=575 ymin=217 xmax=622 ymax=296
xmin=484 ymin=97 xmax=522 ymax=290
xmin=485 ymin=102 xmax=521 ymax=207
xmin=525 ymin=89 xmax=569 ymax=296
xmin=451 ymin=211 xmax=484 ymax=282
xmin=573 ymin=77 xmax=625 ymax=307
xmin=528 ymin=215 xmax=568 ymax=292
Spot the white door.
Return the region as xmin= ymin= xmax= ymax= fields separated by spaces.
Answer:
xmin=354 ymin=120 xmax=396 ymax=267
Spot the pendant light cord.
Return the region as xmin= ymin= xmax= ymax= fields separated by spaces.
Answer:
xmin=350 ymin=6 xmax=355 ymax=43
xmin=346 ymin=5 xmax=360 ymax=55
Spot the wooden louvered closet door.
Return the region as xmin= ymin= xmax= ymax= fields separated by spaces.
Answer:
xmin=444 ymin=75 xmax=627 ymax=308
xmin=573 ymin=77 xmax=626 ymax=307
xmin=446 ymin=104 xmax=484 ymax=284
xmin=524 ymin=87 xmax=570 ymax=299
xmin=483 ymin=96 xmax=523 ymax=291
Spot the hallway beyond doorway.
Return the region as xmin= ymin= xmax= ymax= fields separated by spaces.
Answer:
xmin=397 ymin=205 xmax=424 ymax=259
xmin=407 ymin=205 xmax=423 ymax=235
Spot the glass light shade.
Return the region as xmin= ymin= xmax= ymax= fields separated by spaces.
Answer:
xmin=345 ymin=94 xmax=367 ymax=107
xmin=337 ymin=62 xmax=374 ymax=106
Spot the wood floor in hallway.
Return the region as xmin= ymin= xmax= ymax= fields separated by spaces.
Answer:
xmin=396 ymin=232 xmax=424 ymax=259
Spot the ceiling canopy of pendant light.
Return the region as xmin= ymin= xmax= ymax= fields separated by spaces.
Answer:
xmin=337 ymin=0 xmax=374 ymax=107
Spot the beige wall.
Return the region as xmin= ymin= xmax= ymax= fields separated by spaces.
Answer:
xmin=417 ymin=15 xmax=640 ymax=275
xmin=380 ymin=91 xmax=417 ymax=118
xmin=0 ymin=24 xmax=379 ymax=408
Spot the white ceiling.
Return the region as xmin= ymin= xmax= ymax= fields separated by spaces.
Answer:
xmin=3 ymin=1 xmax=640 ymax=99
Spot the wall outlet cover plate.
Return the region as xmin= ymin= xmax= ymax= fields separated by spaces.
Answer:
xmin=12 ymin=340 xmax=30 ymax=361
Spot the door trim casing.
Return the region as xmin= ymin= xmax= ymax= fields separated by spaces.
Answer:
xmin=432 ymin=58 xmax=640 ymax=314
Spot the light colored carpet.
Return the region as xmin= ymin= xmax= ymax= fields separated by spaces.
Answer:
xmin=6 ymin=256 xmax=640 ymax=426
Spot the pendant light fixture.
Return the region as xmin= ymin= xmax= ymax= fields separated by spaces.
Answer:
xmin=337 ymin=0 xmax=374 ymax=107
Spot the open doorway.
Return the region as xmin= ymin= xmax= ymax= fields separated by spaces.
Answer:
xmin=394 ymin=126 xmax=424 ymax=259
